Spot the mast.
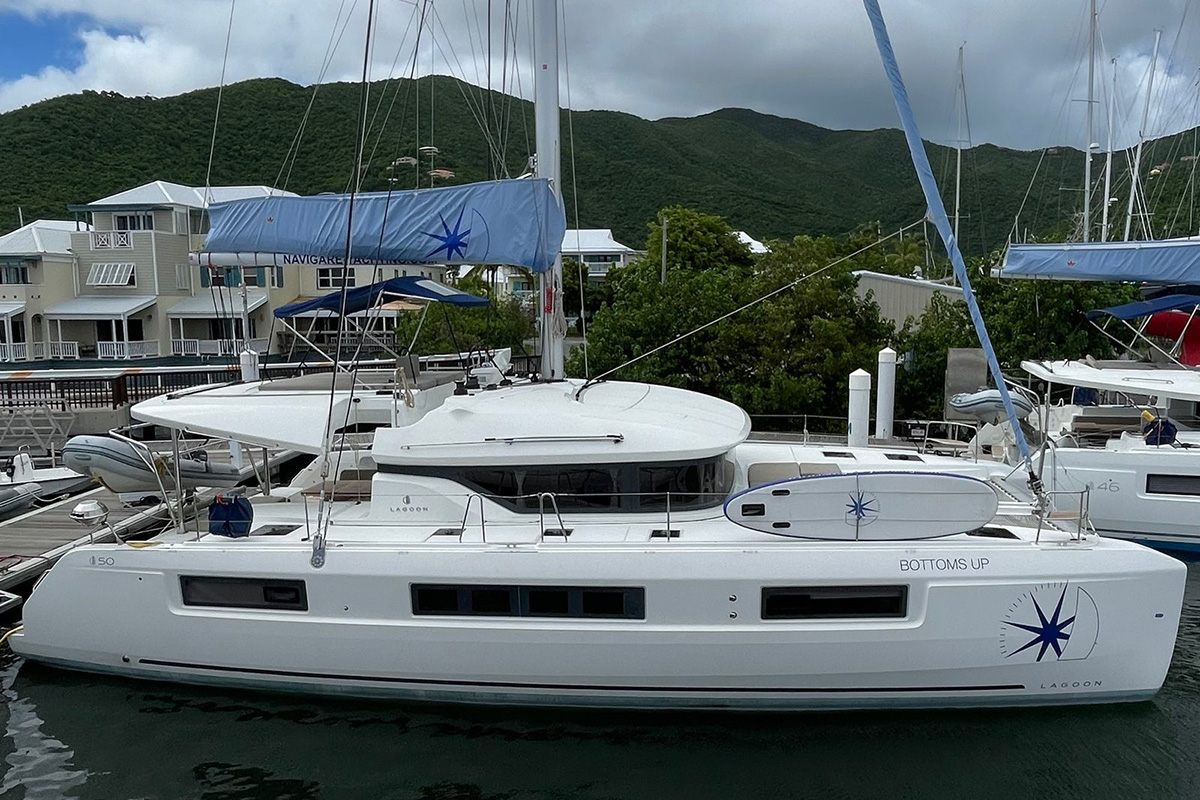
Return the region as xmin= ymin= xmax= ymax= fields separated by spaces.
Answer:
xmin=1101 ymin=57 xmax=1117 ymax=241
xmin=534 ymin=0 xmax=565 ymax=380
xmin=1124 ymin=29 xmax=1162 ymax=241
xmin=953 ymin=45 xmax=964 ymax=246
xmin=1082 ymin=0 xmax=1096 ymax=242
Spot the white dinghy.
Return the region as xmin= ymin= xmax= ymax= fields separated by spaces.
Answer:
xmin=61 ymin=435 xmax=242 ymax=494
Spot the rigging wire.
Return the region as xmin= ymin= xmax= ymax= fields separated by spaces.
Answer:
xmin=201 ymin=0 xmax=238 ymax=367
xmin=275 ymin=0 xmax=358 ymax=192
xmin=577 ymin=219 xmax=926 ymax=395
xmin=313 ymin=0 xmax=377 ymax=560
xmin=560 ymin=0 xmax=587 ymax=376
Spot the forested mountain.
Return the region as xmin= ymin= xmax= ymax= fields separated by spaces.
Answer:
xmin=0 ymin=75 xmax=1195 ymax=253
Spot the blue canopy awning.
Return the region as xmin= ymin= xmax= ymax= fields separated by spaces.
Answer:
xmin=1001 ymin=239 xmax=1200 ymax=283
xmin=274 ymin=276 xmax=488 ymax=319
xmin=204 ymin=179 xmax=565 ymax=274
xmin=1085 ymin=293 xmax=1200 ymax=321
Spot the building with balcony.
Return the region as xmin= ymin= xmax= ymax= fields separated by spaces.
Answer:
xmin=561 ymin=229 xmax=638 ymax=284
xmin=60 ymin=180 xmax=304 ymax=360
xmin=0 ymin=219 xmax=90 ymax=362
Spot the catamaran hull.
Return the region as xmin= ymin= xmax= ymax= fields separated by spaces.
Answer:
xmin=11 ymin=540 xmax=1185 ymax=711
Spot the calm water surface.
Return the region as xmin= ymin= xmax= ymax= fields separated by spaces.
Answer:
xmin=4 ymin=563 xmax=1200 ymax=800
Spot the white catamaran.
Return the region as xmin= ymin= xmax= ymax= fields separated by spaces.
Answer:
xmin=7 ymin=0 xmax=1187 ymax=710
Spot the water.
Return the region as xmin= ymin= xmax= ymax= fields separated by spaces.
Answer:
xmin=5 ymin=566 xmax=1200 ymax=800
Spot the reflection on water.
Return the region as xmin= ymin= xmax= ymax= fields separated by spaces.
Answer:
xmin=4 ymin=566 xmax=1200 ymax=799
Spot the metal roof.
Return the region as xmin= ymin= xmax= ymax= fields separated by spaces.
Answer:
xmin=561 ymin=229 xmax=637 ymax=256
xmin=168 ymin=289 xmax=268 ymax=318
xmin=44 ymin=295 xmax=157 ymax=320
xmin=0 ymin=220 xmax=85 ymax=257
xmin=74 ymin=181 xmax=297 ymax=212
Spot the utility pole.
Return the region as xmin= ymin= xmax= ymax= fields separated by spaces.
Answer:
xmin=660 ymin=214 xmax=668 ymax=283
xmin=1082 ymin=0 xmax=1096 ymax=242
xmin=1124 ymin=29 xmax=1162 ymax=241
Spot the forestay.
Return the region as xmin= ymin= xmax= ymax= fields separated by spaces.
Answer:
xmin=203 ymin=179 xmax=566 ymax=274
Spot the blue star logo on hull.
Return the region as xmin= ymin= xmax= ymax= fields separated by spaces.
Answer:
xmin=422 ymin=207 xmax=471 ymax=260
xmin=1002 ymin=584 xmax=1075 ymax=662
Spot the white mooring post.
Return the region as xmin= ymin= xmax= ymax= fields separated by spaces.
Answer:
xmin=875 ymin=347 xmax=896 ymax=441
xmin=848 ymin=368 xmax=871 ymax=447
xmin=229 ymin=348 xmax=261 ymax=470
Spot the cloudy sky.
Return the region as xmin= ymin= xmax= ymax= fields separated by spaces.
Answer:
xmin=0 ymin=0 xmax=1198 ymax=151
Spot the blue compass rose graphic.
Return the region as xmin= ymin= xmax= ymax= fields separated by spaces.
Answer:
xmin=422 ymin=207 xmax=471 ymax=260
xmin=999 ymin=582 xmax=1099 ymax=663
xmin=1002 ymin=584 xmax=1074 ymax=661
xmin=845 ymin=491 xmax=878 ymax=525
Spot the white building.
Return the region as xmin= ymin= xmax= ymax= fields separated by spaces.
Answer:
xmin=561 ymin=229 xmax=638 ymax=283
xmin=58 ymin=180 xmax=309 ymax=359
xmin=735 ymin=231 xmax=770 ymax=254
xmin=853 ymin=270 xmax=962 ymax=326
xmin=0 ymin=219 xmax=89 ymax=361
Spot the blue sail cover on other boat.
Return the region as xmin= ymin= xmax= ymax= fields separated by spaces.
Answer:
xmin=275 ymin=276 xmax=488 ymax=318
xmin=1085 ymin=294 xmax=1200 ymax=321
xmin=204 ymin=179 xmax=565 ymax=274
xmin=1001 ymin=240 xmax=1200 ymax=283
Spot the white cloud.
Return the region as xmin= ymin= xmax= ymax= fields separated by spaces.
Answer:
xmin=0 ymin=0 xmax=1197 ymax=150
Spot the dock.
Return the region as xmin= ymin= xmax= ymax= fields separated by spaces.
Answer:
xmin=0 ymin=486 xmax=179 ymax=594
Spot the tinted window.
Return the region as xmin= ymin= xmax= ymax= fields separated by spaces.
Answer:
xmin=180 ymin=576 xmax=308 ymax=611
xmin=412 ymin=584 xmax=645 ymax=619
xmin=1146 ymin=474 xmax=1200 ymax=496
xmin=388 ymin=458 xmax=732 ymax=513
xmin=762 ymin=586 xmax=907 ymax=620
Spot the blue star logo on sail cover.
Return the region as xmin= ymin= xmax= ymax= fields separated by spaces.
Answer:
xmin=845 ymin=491 xmax=878 ymax=523
xmin=422 ymin=207 xmax=471 ymax=260
xmin=1002 ymin=584 xmax=1075 ymax=662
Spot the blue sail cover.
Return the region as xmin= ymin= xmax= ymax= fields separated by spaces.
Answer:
xmin=274 ymin=276 xmax=488 ymax=319
xmin=1002 ymin=240 xmax=1200 ymax=283
xmin=1084 ymin=293 xmax=1200 ymax=321
xmin=863 ymin=0 xmax=1033 ymax=471
xmin=204 ymin=179 xmax=565 ymax=274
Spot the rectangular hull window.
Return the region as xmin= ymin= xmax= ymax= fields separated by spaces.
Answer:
xmin=762 ymin=585 xmax=907 ymax=620
xmin=1146 ymin=474 xmax=1200 ymax=497
xmin=180 ymin=576 xmax=308 ymax=611
xmin=412 ymin=584 xmax=645 ymax=619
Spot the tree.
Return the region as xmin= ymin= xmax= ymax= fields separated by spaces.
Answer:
xmin=570 ymin=208 xmax=897 ymax=429
xmin=394 ymin=274 xmax=535 ymax=356
xmin=894 ymin=256 xmax=1141 ymax=417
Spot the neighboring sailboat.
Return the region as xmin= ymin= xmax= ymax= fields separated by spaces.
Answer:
xmin=7 ymin=0 xmax=1186 ymax=711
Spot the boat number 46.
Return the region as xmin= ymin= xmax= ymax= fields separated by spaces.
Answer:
xmin=89 ymin=556 xmax=116 ymax=566
xmin=1091 ymin=480 xmax=1120 ymax=492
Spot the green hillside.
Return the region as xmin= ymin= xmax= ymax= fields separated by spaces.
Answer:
xmin=0 ymin=75 xmax=1181 ymax=254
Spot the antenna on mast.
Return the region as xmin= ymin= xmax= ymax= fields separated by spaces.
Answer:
xmin=1101 ymin=57 xmax=1117 ymax=242
xmin=1124 ymin=29 xmax=1162 ymax=241
xmin=953 ymin=43 xmax=965 ymax=251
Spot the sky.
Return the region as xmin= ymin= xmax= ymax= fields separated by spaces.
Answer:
xmin=0 ymin=0 xmax=1198 ymax=152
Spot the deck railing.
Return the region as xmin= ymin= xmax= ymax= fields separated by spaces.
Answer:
xmin=98 ymin=340 xmax=160 ymax=359
xmin=32 ymin=341 xmax=80 ymax=360
xmin=0 ymin=343 xmax=28 ymax=362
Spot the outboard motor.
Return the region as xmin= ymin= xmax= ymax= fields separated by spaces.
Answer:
xmin=209 ymin=493 xmax=254 ymax=537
